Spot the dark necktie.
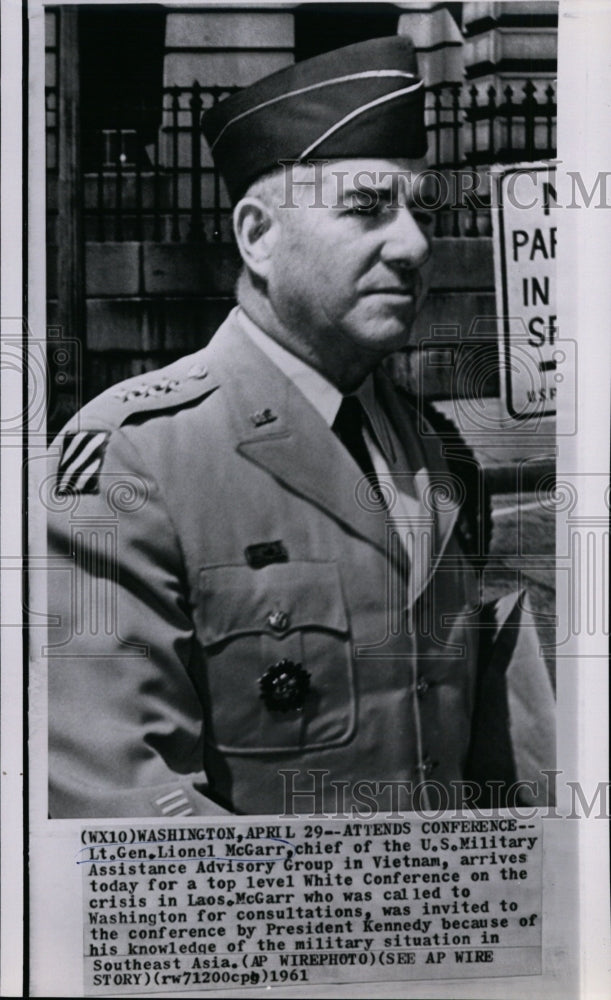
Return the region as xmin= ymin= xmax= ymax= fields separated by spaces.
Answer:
xmin=332 ymin=396 xmax=385 ymax=506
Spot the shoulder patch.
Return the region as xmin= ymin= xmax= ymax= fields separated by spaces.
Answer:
xmin=56 ymin=431 xmax=110 ymax=495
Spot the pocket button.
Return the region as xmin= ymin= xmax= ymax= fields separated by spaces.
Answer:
xmin=267 ymin=610 xmax=290 ymax=633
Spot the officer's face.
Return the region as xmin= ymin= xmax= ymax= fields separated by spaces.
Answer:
xmin=267 ymin=158 xmax=434 ymax=359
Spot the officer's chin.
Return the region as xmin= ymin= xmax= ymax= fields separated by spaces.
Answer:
xmin=368 ymin=323 xmax=419 ymax=357
xmin=398 ymin=294 xmax=429 ymax=350
xmin=400 ymin=324 xmax=429 ymax=351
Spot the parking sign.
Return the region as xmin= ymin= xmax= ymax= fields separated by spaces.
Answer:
xmin=492 ymin=163 xmax=558 ymax=421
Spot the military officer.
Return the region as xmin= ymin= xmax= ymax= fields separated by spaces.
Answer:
xmin=47 ymin=36 xmax=555 ymax=818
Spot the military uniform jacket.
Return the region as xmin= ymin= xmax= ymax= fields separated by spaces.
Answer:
xmin=47 ymin=311 xmax=553 ymax=817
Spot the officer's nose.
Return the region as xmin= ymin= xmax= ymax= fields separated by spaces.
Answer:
xmin=381 ymin=205 xmax=432 ymax=272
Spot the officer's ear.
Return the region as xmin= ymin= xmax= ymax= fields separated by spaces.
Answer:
xmin=233 ymin=197 xmax=278 ymax=279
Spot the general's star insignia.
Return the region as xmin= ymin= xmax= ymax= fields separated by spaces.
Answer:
xmin=56 ymin=430 xmax=111 ymax=495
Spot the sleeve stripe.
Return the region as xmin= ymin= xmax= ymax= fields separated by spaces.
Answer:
xmin=160 ymin=798 xmax=191 ymax=814
xmin=155 ymin=789 xmax=186 ymax=805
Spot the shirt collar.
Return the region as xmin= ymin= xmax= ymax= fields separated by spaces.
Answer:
xmin=237 ymin=306 xmax=394 ymax=462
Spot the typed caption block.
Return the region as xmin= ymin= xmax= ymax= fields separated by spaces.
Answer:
xmin=81 ymin=815 xmax=542 ymax=994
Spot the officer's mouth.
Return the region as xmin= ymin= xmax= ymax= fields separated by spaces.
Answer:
xmin=360 ymin=288 xmax=419 ymax=302
xmin=360 ymin=274 xmax=422 ymax=300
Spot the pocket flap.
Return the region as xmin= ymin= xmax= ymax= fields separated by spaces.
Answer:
xmin=197 ymin=560 xmax=348 ymax=645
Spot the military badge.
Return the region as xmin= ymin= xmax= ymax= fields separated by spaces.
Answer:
xmin=56 ymin=430 xmax=110 ymax=495
xmin=250 ymin=408 xmax=277 ymax=427
xmin=245 ymin=540 xmax=288 ymax=569
xmin=259 ymin=659 xmax=311 ymax=712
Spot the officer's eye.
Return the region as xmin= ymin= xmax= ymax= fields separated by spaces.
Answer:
xmin=412 ymin=209 xmax=434 ymax=228
xmin=345 ymin=200 xmax=380 ymax=216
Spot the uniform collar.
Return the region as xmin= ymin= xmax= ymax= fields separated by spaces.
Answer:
xmin=237 ymin=307 xmax=342 ymax=427
xmin=237 ymin=306 xmax=393 ymax=463
xmin=207 ymin=310 xmax=460 ymax=580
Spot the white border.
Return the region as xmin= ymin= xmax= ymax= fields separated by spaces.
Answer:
xmin=0 ymin=0 xmax=24 ymax=995
xmin=557 ymin=3 xmax=611 ymax=997
xmin=6 ymin=0 xmax=610 ymax=997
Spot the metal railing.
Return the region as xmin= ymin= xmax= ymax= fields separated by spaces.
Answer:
xmin=425 ymin=80 xmax=556 ymax=236
xmin=46 ymin=79 xmax=556 ymax=243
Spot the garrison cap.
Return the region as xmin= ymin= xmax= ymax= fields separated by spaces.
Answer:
xmin=201 ymin=35 xmax=427 ymax=204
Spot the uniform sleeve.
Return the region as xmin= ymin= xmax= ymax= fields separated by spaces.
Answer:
xmin=47 ymin=424 xmax=232 ymax=818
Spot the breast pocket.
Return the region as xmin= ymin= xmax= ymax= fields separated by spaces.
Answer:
xmin=194 ymin=560 xmax=356 ymax=754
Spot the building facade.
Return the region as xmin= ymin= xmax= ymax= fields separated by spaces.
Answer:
xmin=45 ymin=2 xmax=558 ymax=431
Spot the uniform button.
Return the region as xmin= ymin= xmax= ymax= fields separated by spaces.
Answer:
xmin=267 ymin=610 xmax=290 ymax=632
xmin=187 ymin=364 xmax=208 ymax=379
xmin=416 ymin=678 xmax=430 ymax=698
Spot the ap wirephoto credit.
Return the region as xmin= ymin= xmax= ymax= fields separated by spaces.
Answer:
xmin=9 ymin=1 xmax=609 ymax=997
